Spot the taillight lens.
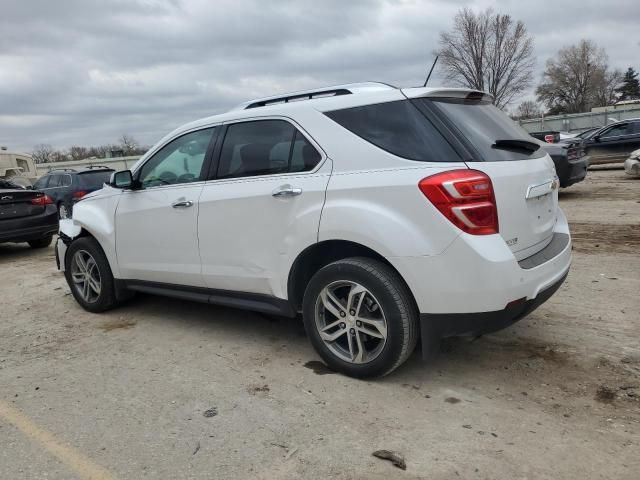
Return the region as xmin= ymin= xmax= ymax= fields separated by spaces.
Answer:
xmin=544 ymin=134 xmax=555 ymax=143
xmin=73 ymin=190 xmax=88 ymax=200
xmin=418 ymin=170 xmax=499 ymax=235
xmin=31 ymin=194 xmax=54 ymax=206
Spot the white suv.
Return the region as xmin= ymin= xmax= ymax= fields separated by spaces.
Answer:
xmin=56 ymin=82 xmax=571 ymax=378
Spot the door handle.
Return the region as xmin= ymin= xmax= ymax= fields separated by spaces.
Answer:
xmin=272 ymin=186 xmax=303 ymax=197
xmin=172 ymin=200 xmax=194 ymax=208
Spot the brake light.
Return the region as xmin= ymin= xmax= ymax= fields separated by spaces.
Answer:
xmin=31 ymin=194 xmax=54 ymax=206
xmin=73 ymin=190 xmax=88 ymax=199
xmin=544 ymin=134 xmax=555 ymax=143
xmin=418 ymin=170 xmax=498 ymax=235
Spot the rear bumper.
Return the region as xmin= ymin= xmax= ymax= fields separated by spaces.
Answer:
xmin=563 ymin=156 xmax=589 ymax=187
xmin=0 ymin=205 xmax=58 ymax=243
xmin=420 ymin=270 xmax=567 ymax=343
xmin=389 ymin=208 xmax=572 ymax=315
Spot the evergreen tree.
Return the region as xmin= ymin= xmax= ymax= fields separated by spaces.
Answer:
xmin=616 ymin=67 xmax=640 ymax=100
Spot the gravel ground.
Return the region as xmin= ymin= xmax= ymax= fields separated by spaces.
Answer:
xmin=0 ymin=169 xmax=638 ymax=479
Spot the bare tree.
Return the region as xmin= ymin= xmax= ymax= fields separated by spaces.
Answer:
xmin=593 ymin=68 xmax=623 ymax=107
xmin=119 ymin=134 xmax=138 ymax=155
xmin=436 ymin=8 xmax=535 ymax=108
xmin=536 ymin=40 xmax=618 ymax=114
xmin=69 ymin=145 xmax=89 ymax=161
xmin=516 ymin=100 xmax=541 ymax=119
xmin=31 ymin=144 xmax=54 ymax=164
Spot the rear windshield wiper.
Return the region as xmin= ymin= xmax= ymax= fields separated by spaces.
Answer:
xmin=492 ymin=139 xmax=540 ymax=153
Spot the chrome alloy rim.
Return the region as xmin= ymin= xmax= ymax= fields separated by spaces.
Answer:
xmin=70 ymin=250 xmax=101 ymax=303
xmin=314 ymin=280 xmax=388 ymax=364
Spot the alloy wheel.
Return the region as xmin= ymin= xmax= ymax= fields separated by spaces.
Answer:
xmin=70 ymin=250 xmax=102 ymax=303
xmin=314 ymin=280 xmax=388 ymax=364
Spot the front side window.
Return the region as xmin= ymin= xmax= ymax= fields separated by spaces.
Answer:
xmin=47 ymin=174 xmax=62 ymax=188
xmin=600 ymin=123 xmax=629 ymax=139
xmin=217 ymin=120 xmax=321 ymax=179
xmin=139 ymin=128 xmax=215 ymax=188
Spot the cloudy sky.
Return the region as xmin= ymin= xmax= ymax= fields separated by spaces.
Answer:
xmin=1 ymin=0 xmax=638 ymax=152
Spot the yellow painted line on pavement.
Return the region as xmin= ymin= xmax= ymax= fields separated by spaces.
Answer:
xmin=0 ymin=400 xmax=113 ymax=480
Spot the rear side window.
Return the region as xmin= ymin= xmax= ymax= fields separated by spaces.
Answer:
xmin=421 ymin=98 xmax=546 ymax=161
xmin=77 ymin=171 xmax=113 ymax=189
xmin=217 ymin=120 xmax=321 ymax=179
xmin=325 ymin=100 xmax=462 ymax=162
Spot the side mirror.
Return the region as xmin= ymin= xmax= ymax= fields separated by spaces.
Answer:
xmin=110 ymin=170 xmax=136 ymax=189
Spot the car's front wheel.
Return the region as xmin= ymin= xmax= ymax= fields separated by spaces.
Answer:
xmin=64 ymin=237 xmax=119 ymax=313
xmin=302 ymin=257 xmax=419 ymax=378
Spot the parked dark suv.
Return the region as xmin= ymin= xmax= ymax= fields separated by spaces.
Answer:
xmin=32 ymin=166 xmax=114 ymax=218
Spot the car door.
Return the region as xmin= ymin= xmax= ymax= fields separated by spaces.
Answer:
xmin=198 ymin=118 xmax=331 ymax=298
xmin=586 ymin=123 xmax=630 ymax=164
xmin=115 ymin=127 xmax=218 ymax=287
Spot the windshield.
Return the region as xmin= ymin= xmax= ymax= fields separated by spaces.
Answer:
xmin=77 ymin=171 xmax=113 ymax=189
xmin=421 ymin=98 xmax=546 ymax=161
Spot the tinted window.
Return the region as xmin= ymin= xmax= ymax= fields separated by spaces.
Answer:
xmin=139 ymin=128 xmax=215 ymax=187
xmin=61 ymin=174 xmax=72 ymax=187
xmin=33 ymin=177 xmax=49 ymax=189
xmin=325 ymin=100 xmax=461 ymax=162
xmin=290 ymin=131 xmax=321 ymax=172
xmin=217 ymin=120 xmax=320 ymax=179
xmin=600 ymin=123 xmax=629 ymax=138
xmin=47 ymin=174 xmax=63 ymax=187
xmin=77 ymin=171 xmax=113 ymax=189
xmin=424 ymin=98 xmax=546 ymax=161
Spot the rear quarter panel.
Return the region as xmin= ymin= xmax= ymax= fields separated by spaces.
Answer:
xmin=319 ymin=165 xmax=465 ymax=257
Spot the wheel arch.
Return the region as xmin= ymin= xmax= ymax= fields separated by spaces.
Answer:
xmin=287 ymin=239 xmax=417 ymax=314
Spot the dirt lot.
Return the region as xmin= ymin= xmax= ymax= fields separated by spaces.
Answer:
xmin=1 ymin=169 xmax=638 ymax=479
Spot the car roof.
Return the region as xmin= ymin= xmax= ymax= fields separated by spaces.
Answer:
xmin=151 ymin=82 xmax=489 ymax=152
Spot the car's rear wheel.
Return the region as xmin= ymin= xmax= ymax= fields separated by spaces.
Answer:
xmin=28 ymin=236 xmax=53 ymax=249
xmin=64 ymin=237 xmax=118 ymax=313
xmin=302 ymin=257 xmax=418 ymax=378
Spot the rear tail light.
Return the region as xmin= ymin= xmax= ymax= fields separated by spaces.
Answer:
xmin=544 ymin=134 xmax=555 ymax=143
xmin=566 ymin=146 xmax=583 ymax=160
xmin=418 ymin=170 xmax=499 ymax=235
xmin=31 ymin=194 xmax=54 ymax=206
xmin=72 ymin=190 xmax=88 ymax=200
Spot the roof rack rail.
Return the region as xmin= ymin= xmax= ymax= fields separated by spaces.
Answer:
xmin=231 ymin=82 xmax=396 ymax=111
xmin=82 ymin=165 xmax=111 ymax=170
xmin=46 ymin=167 xmax=76 ymax=173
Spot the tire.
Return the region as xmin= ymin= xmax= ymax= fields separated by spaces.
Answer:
xmin=302 ymin=257 xmax=419 ymax=378
xmin=28 ymin=236 xmax=53 ymax=249
xmin=64 ymin=236 xmax=119 ymax=313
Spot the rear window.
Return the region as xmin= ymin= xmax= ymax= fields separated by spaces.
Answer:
xmin=77 ymin=171 xmax=113 ymax=189
xmin=421 ymin=98 xmax=546 ymax=161
xmin=325 ymin=100 xmax=462 ymax=162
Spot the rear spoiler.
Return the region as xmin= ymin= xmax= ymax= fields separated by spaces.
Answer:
xmin=402 ymin=87 xmax=494 ymax=103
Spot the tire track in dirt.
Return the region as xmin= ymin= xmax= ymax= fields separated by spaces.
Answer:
xmin=569 ymin=222 xmax=639 ymax=254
